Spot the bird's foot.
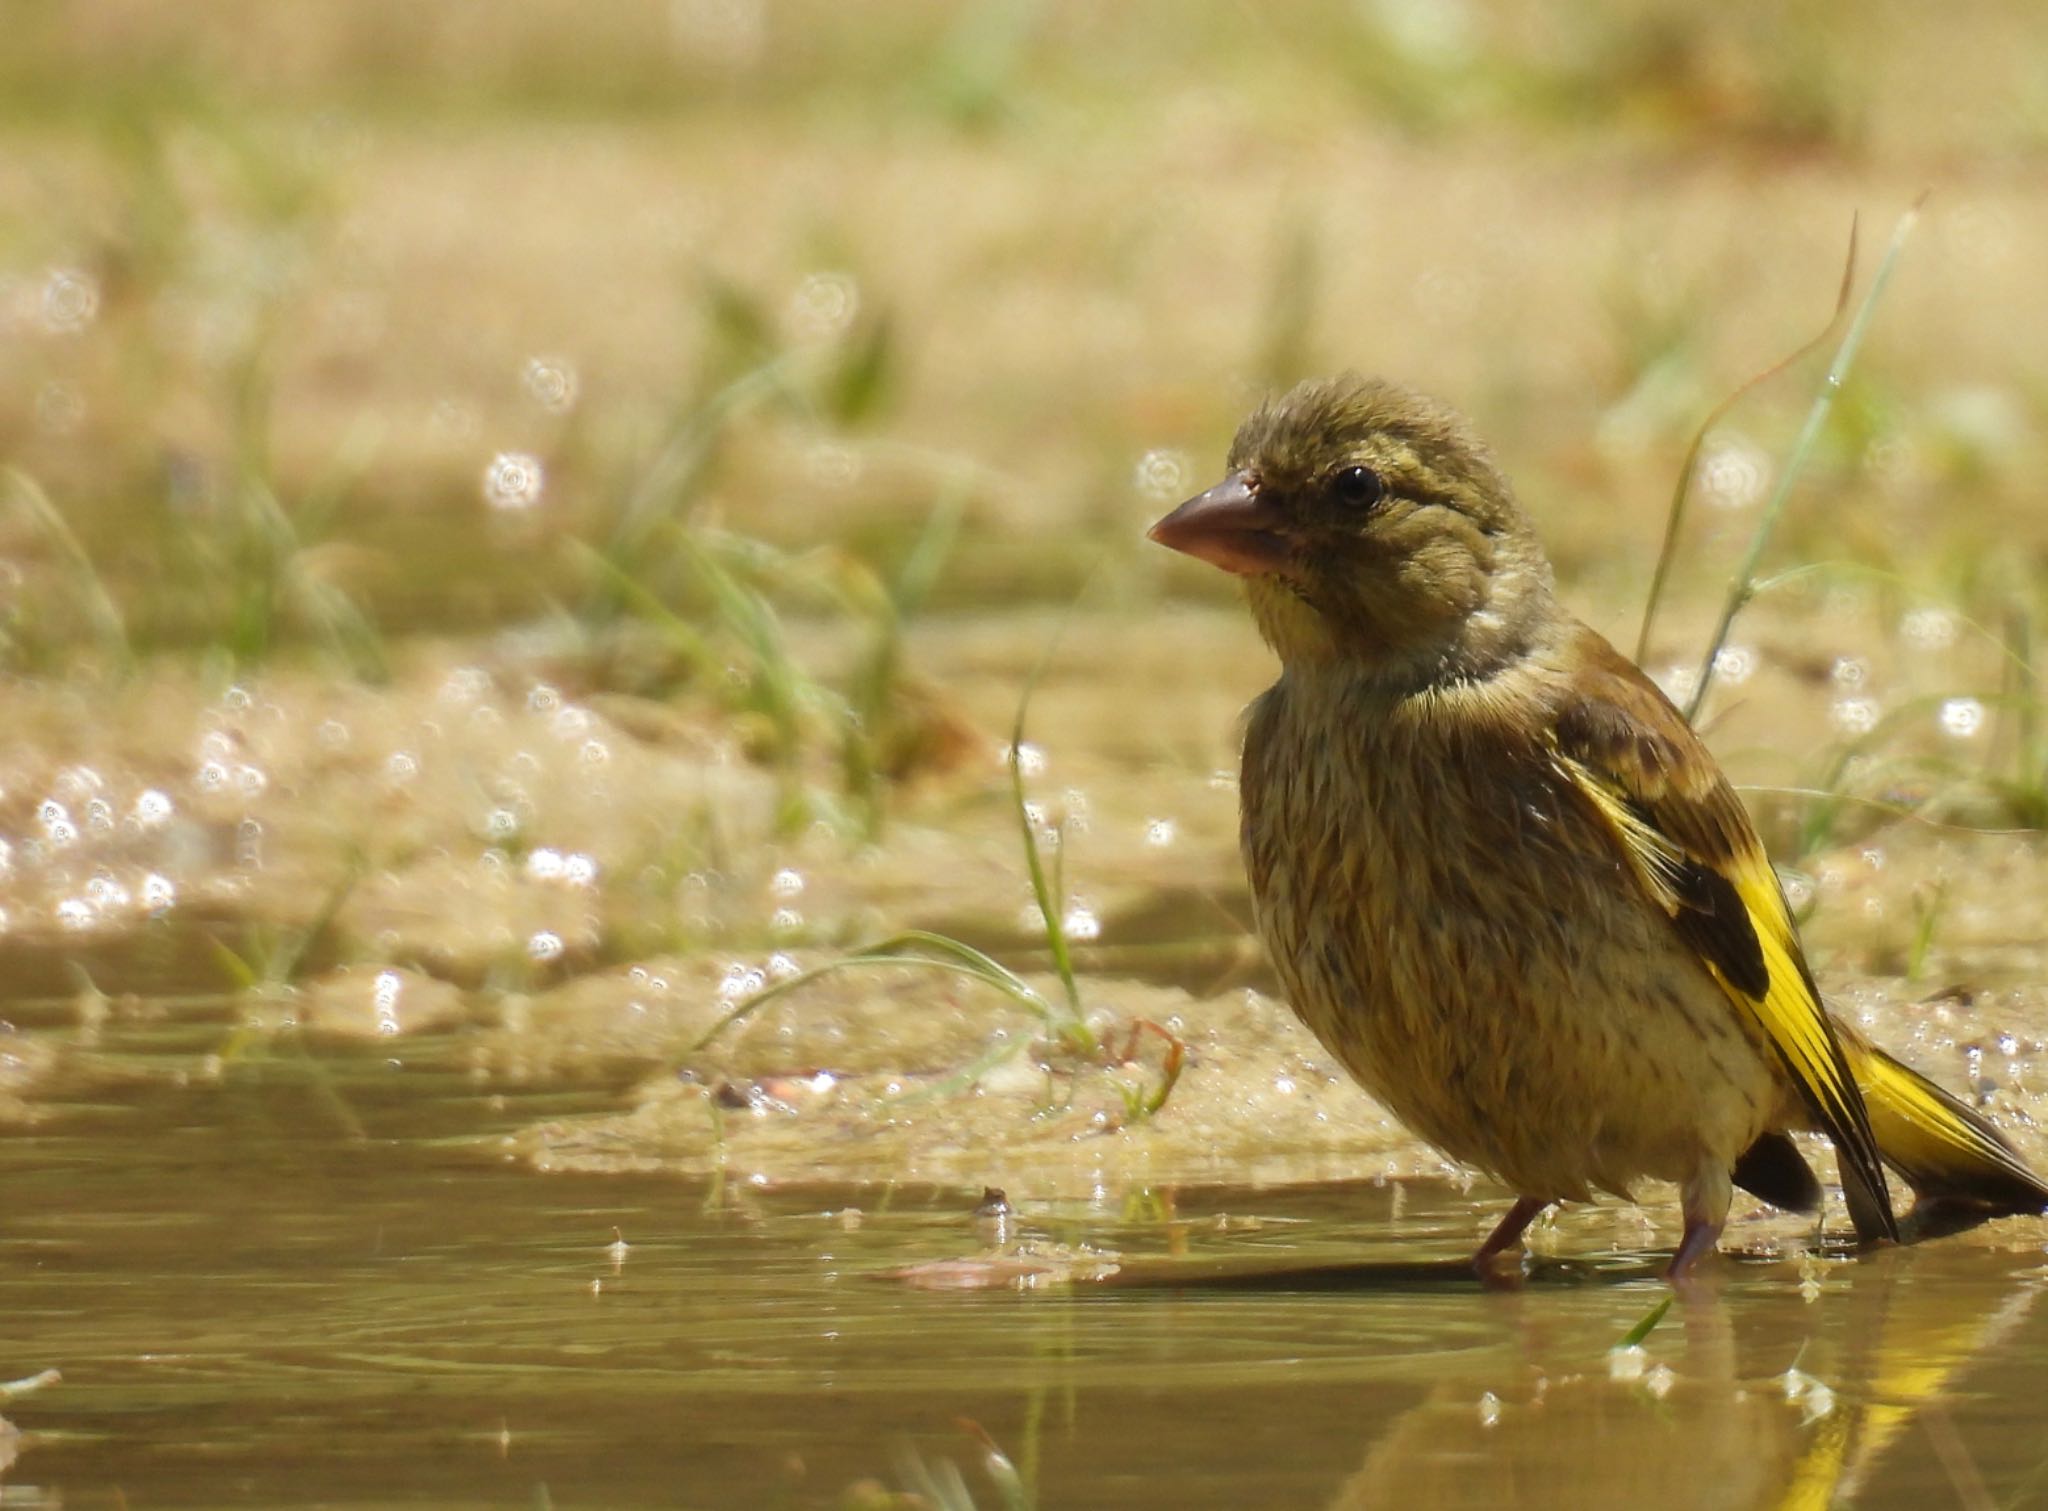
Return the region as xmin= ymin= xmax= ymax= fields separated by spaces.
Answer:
xmin=1469 ymin=1196 xmax=1550 ymax=1283
xmin=1664 ymin=1215 xmax=1726 ymax=1284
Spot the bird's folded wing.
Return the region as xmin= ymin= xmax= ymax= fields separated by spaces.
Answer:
xmin=1549 ymin=631 xmax=1898 ymax=1242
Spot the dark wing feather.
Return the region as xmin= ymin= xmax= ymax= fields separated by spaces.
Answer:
xmin=1733 ymin=1130 xmax=1824 ymax=1215
xmin=1550 ymin=628 xmax=1898 ymax=1243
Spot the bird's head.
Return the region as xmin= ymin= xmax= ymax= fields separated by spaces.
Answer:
xmin=1149 ymin=375 xmax=1555 ymax=685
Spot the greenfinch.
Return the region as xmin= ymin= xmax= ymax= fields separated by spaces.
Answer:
xmin=1150 ymin=374 xmax=2048 ymax=1278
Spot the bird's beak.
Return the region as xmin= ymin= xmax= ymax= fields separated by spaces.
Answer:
xmin=1147 ymin=473 xmax=1292 ymax=577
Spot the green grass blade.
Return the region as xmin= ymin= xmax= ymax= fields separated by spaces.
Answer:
xmin=3 ymin=466 xmax=132 ymax=669
xmin=1684 ymin=196 xmax=1926 ymax=724
xmin=569 ymin=540 xmax=715 ymax=667
xmin=1745 ymin=561 xmax=2039 ymax=682
xmin=1616 ymin=1295 xmax=1674 ymax=1349
xmin=1634 ymin=219 xmax=1857 ymax=665
xmin=668 ymin=524 xmax=808 ymax=765
xmin=608 ymin=354 xmax=798 ymax=560
xmin=686 ymin=932 xmax=1064 ymax=1055
xmin=894 ymin=489 xmax=967 ymax=616
xmin=894 ymin=1030 xmax=1037 ymax=1105
xmin=1006 ymin=612 xmax=1096 ymax=1046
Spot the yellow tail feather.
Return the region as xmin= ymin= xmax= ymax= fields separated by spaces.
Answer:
xmin=1844 ymin=1035 xmax=2048 ymax=1219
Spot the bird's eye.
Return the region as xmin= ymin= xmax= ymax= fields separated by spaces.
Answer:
xmin=1332 ymin=465 xmax=1384 ymax=508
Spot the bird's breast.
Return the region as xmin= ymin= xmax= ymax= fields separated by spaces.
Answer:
xmin=1238 ymin=675 xmax=1773 ymax=1196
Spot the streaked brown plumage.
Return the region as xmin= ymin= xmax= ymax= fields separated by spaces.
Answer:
xmin=1151 ymin=374 xmax=2048 ymax=1279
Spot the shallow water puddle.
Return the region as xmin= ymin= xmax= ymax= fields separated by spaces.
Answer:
xmin=3 ymin=1018 xmax=2048 ymax=1508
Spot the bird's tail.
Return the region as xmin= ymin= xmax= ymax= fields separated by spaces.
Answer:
xmin=1843 ymin=1035 xmax=2048 ymax=1237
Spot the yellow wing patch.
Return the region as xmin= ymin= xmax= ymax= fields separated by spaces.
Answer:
xmin=1718 ymin=845 xmax=1874 ymax=1160
xmin=1556 ymin=752 xmax=1897 ymax=1241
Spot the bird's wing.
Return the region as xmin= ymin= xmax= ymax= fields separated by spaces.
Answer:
xmin=1548 ymin=629 xmax=1898 ymax=1242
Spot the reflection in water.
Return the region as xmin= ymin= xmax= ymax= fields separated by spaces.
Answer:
xmin=1327 ymin=1258 xmax=2037 ymax=1511
xmin=3 ymin=1016 xmax=2047 ymax=1508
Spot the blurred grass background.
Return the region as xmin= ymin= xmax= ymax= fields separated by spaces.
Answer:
xmin=2 ymin=0 xmax=2046 ymax=840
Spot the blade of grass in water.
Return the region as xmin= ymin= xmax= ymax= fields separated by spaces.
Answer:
xmin=689 ymin=931 xmax=1068 ymax=1053
xmin=1008 ymin=603 xmax=1093 ymax=1046
xmin=689 ymin=590 xmax=1109 ymax=1076
xmin=1615 ymin=1295 xmax=1674 ymax=1349
xmin=1684 ymin=196 xmax=1927 ymax=724
xmin=688 ymin=577 xmax=1114 ymax=1081
xmin=691 ymin=953 xmax=1047 ymax=1052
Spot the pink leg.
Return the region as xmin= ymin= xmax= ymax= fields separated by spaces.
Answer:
xmin=1666 ymin=1214 xmax=1726 ymax=1280
xmin=1666 ymin=1167 xmax=1733 ymax=1282
xmin=1472 ymin=1196 xmax=1550 ymax=1271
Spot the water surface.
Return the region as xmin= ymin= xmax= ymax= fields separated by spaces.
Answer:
xmin=5 ymin=1008 xmax=2047 ymax=1509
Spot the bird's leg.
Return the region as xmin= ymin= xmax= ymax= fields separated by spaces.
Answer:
xmin=1666 ymin=1215 xmax=1725 ymax=1280
xmin=1667 ymin=1168 xmax=1733 ymax=1282
xmin=1472 ymin=1196 xmax=1550 ymax=1271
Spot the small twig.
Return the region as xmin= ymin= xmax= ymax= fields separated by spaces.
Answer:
xmin=0 ymin=1368 xmax=61 ymax=1399
xmin=1121 ymin=1018 xmax=1187 ymax=1117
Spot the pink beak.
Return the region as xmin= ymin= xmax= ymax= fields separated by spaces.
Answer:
xmin=1147 ymin=473 xmax=1292 ymax=577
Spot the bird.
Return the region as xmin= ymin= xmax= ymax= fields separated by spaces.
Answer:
xmin=1148 ymin=373 xmax=2048 ymax=1280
